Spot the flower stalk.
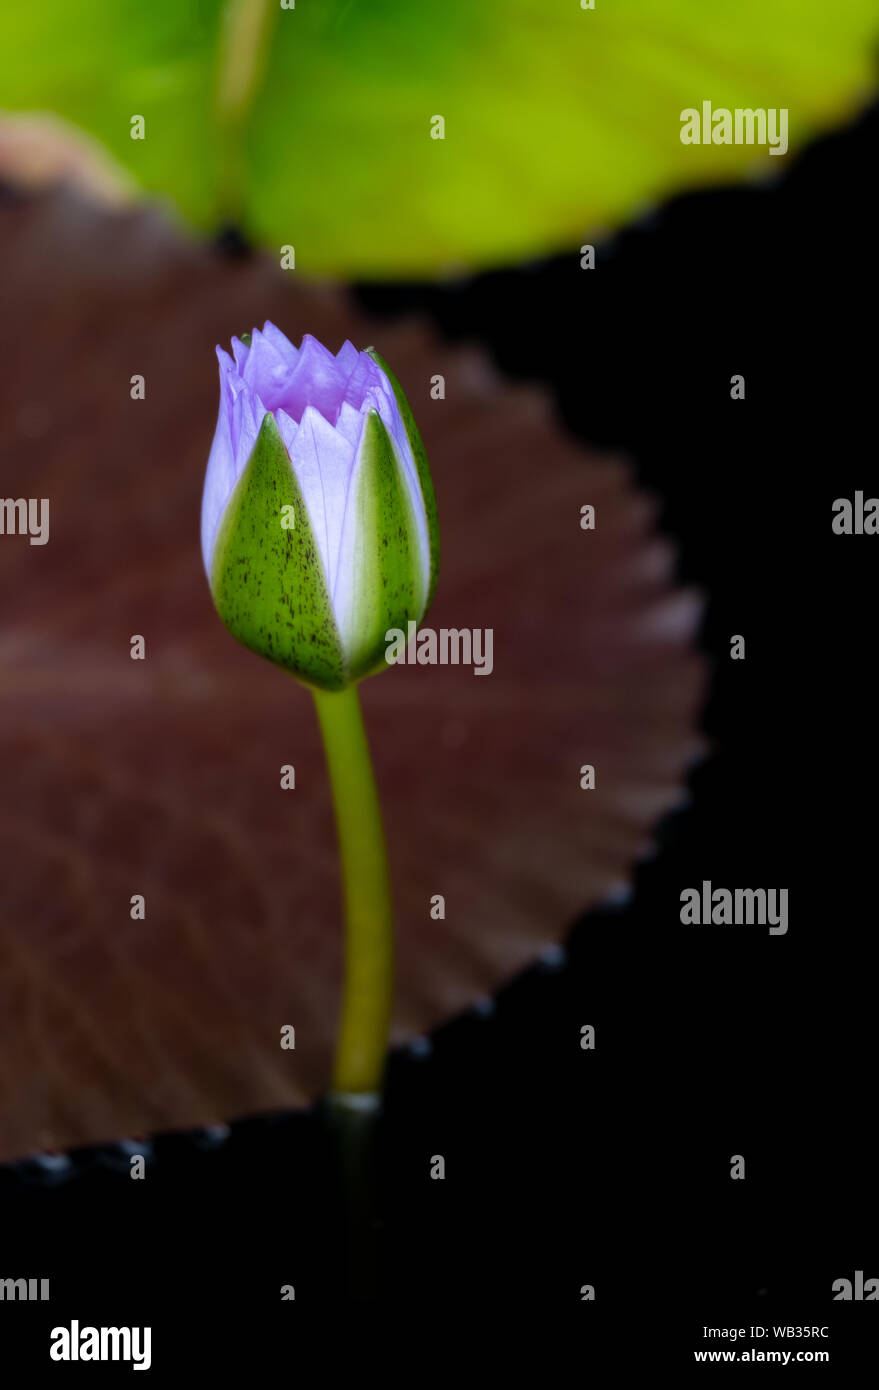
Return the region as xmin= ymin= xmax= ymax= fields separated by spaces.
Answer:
xmin=313 ymin=684 xmax=393 ymax=1098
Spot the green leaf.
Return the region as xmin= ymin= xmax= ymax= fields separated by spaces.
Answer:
xmin=0 ymin=0 xmax=876 ymax=276
xmin=0 ymin=0 xmax=225 ymax=230
xmin=211 ymin=412 xmax=348 ymax=690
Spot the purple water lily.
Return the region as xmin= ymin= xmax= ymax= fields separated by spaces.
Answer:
xmin=201 ymin=323 xmax=439 ymax=689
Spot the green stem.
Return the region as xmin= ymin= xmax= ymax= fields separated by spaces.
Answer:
xmin=312 ymin=685 xmax=393 ymax=1097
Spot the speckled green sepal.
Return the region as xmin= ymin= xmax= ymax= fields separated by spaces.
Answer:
xmin=210 ymin=412 xmax=347 ymax=690
xmin=367 ymin=348 xmax=440 ymax=612
xmin=344 ymin=410 xmax=422 ymax=682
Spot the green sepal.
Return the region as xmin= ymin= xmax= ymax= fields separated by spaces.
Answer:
xmin=367 ymin=348 xmax=440 ymax=613
xmin=210 ymin=412 xmax=348 ymax=691
xmin=344 ymin=410 xmax=423 ymax=682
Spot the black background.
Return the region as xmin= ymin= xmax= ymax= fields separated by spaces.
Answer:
xmin=2 ymin=100 xmax=877 ymax=1369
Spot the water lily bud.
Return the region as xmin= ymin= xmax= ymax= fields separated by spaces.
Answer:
xmin=201 ymin=323 xmax=439 ymax=690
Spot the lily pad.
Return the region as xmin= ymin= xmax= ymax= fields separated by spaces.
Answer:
xmin=0 ymin=191 xmax=705 ymax=1160
xmin=0 ymin=0 xmax=876 ymax=275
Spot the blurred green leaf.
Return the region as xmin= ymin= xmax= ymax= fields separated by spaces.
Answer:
xmin=0 ymin=0 xmax=876 ymax=277
xmin=0 ymin=1 xmax=224 ymax=227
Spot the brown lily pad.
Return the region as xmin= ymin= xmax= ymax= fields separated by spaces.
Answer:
xmin=0 ymin=189 xmax=706 ymax=1161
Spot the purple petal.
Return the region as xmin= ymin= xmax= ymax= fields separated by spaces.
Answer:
xmin=229 ymin=335 xmax=251 ymax=370
xmin=334 ymin=400 xmax=366 ymax=447
xmin=260 ymin=321 xmax=297 ymax=358
xmin=334 ymin=339 xmax=361 ymax=378
xmin=200 ymin=350 xmax=266 ymax=575
xmin=241 ymin=327 xmax=294 ymax=409
xmin=276 ymin=334 xmax=350 ymax=425
xmin=339 ymin=350 xmax=387 ymax=412
xmin=284 ymin=404 xmax=358 ymax=593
